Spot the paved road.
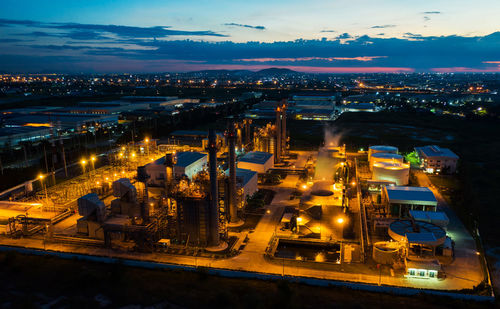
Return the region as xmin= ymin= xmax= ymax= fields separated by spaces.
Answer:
xmin=414 ymin=170 xmax=484 ymax=287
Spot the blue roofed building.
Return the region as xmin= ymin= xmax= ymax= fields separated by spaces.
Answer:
xmin=225 ymin=168 xmax=258 ymax=201
xmin=381 ymin=186 xmax=438 ymax=218
xmin=237 ymin=151 xmax=274 ymax=173
xmin=143 ymin=151 xmax=207 ymax=185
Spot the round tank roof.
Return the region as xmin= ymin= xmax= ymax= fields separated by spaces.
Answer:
xmin=369 ymin=145 xmax=398 ymax=152
xmin=371 ymin=152 xmax=403 ymax=159
xmin=389 ymin=220 xmax=446 ymax=246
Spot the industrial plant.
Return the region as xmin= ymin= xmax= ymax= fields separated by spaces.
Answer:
xmin=0 ymin=98 xmax=486 ymax=294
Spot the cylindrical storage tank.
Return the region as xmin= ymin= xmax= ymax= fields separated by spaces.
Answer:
xmin=372 ymin=161 xmax=410 ymax=185
xmin=369 ymin=152 xmax=403 ymax=170
xmin=368 ymin=145 xmax=398 ymax=161
xmin=372 ymin=241 xmax=400 ymax=264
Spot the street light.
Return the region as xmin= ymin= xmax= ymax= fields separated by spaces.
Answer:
xmin=90 ymin=156 xmax=96 ymax=176
xmin=39 ymin=174 xmax=48 ymax=202
xmin=80 ymin=159 xmax=87 ymax=175
xmin=145 ymin=137 xmax=150 ymax=158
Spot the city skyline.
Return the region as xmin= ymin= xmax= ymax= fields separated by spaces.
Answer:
xmin=1 ymin=0 xmax=500 ymax=73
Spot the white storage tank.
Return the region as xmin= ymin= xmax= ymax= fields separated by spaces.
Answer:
xmin=372 ymin=161 xmax=410 ymax=185
xmin=368 ymin=145 xmax=398 ymax=161
xmin=369 ymin=152 xmax=404 ymax=170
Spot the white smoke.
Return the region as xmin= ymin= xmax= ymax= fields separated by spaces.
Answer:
xmin=323 ymin=125 xmax=343 ymax=148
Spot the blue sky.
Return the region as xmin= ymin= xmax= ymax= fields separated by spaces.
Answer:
xmin=1 ymin=0 xmax=499 ymax=73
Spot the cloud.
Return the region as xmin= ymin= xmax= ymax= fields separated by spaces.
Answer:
xmin=1 ymin=17 xmax=500 ymax=73
xmin=224 ymin=23 xmax=265 ymax=30
xmin=422 ymin=11 xmax=441 ymax=14
xmin=320 ymin=30 xmax=337 ymax=33
xmin=0 ymin=18 xmax=41 ymax=27
xmin=0 ymin=18 xmax=227 ymax=38
xmin=336 ymin=33 xmax=352 ymax=39
xmin=371 ymin=25 xmax=397 ymax=29
xmin=235 ymin=56 xmax=387 ymax=62
xmin=0 ymin=38 xmax=27 ymax=43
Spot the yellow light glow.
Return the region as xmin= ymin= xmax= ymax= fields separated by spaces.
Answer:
xmin=91 ymin=156 xmax=96 ymax=161
xmin=131 ymin=152 xmax=136 ymax=157
xmin=302 ymin=184 xmax=307 ymax=189
xmin=38 ymin=174 xmax=44 ymax=179
xmin=145 ymin=138 xmax=149 ymax=143
xmin=337 ymin=217 xmax=345 ymax=224
xmin=297 ymin=217 xmax=303 ymax=223
xmin=81 ymin=160 xmax=86 ymax=165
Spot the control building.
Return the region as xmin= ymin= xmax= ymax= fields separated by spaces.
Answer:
xmin=415 ymin=145 xmax=459 ymax=174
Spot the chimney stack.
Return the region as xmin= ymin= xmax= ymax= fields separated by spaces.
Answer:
xmin=206 ymin=129 xmax=220 ymax=246
xmin=227 ymin=125 xmax=238 ymax=223
xmin=281 ymin=100 xmax=287 ymax=157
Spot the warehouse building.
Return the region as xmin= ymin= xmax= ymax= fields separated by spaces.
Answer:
xmin=415 ymin=145 xmax=459 ymax=174
xmin=237 ymin=151 xmax=274 ymax=173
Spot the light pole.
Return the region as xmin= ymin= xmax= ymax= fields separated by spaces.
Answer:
xmin=90 ymin=156 xmax=96 ymax=176
xmin=145 ymin=137 xmax=150 ymax=159
xmin=81 ymin=159 xmax=87 ymax=175
xmin=39 ymin=174 xmax=48 ymax=203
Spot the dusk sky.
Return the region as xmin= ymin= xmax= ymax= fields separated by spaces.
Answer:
xmin=1 ymin=0 xmax=500 ymax=73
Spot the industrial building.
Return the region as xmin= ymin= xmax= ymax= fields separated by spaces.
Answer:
xmin=225 ymin=168 xmax=258 ymax=201
xmin=382 ymin=186 xmax=438 ymax=218
xmin=342 ymin=103 xmax=376 ymax=113
xmin=415 ymin=145 xmax=459 ymax=174
xmin=0 ymin=126 xmax=52 ymax=147
xmin=142 ymin=151 xmax=207 ymax=185
xmin=173 ymin=152 xmax=208 ymax=179
xmin=237 ymin=151 xmax=274 ymax=173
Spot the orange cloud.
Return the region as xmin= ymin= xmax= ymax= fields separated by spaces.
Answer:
xmin=235 ymin=56 xmax=387 ymax=62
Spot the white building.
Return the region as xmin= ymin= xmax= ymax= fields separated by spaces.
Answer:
xmin=237 ymin=151 xmax=274 ymax=173
xmin=226 ymin=168 xmax=259 ymax=201
xmin=143 ymin=151 xmax=207 ymax=185
xmin=415 ymin=145 xmax=459 ymax=174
